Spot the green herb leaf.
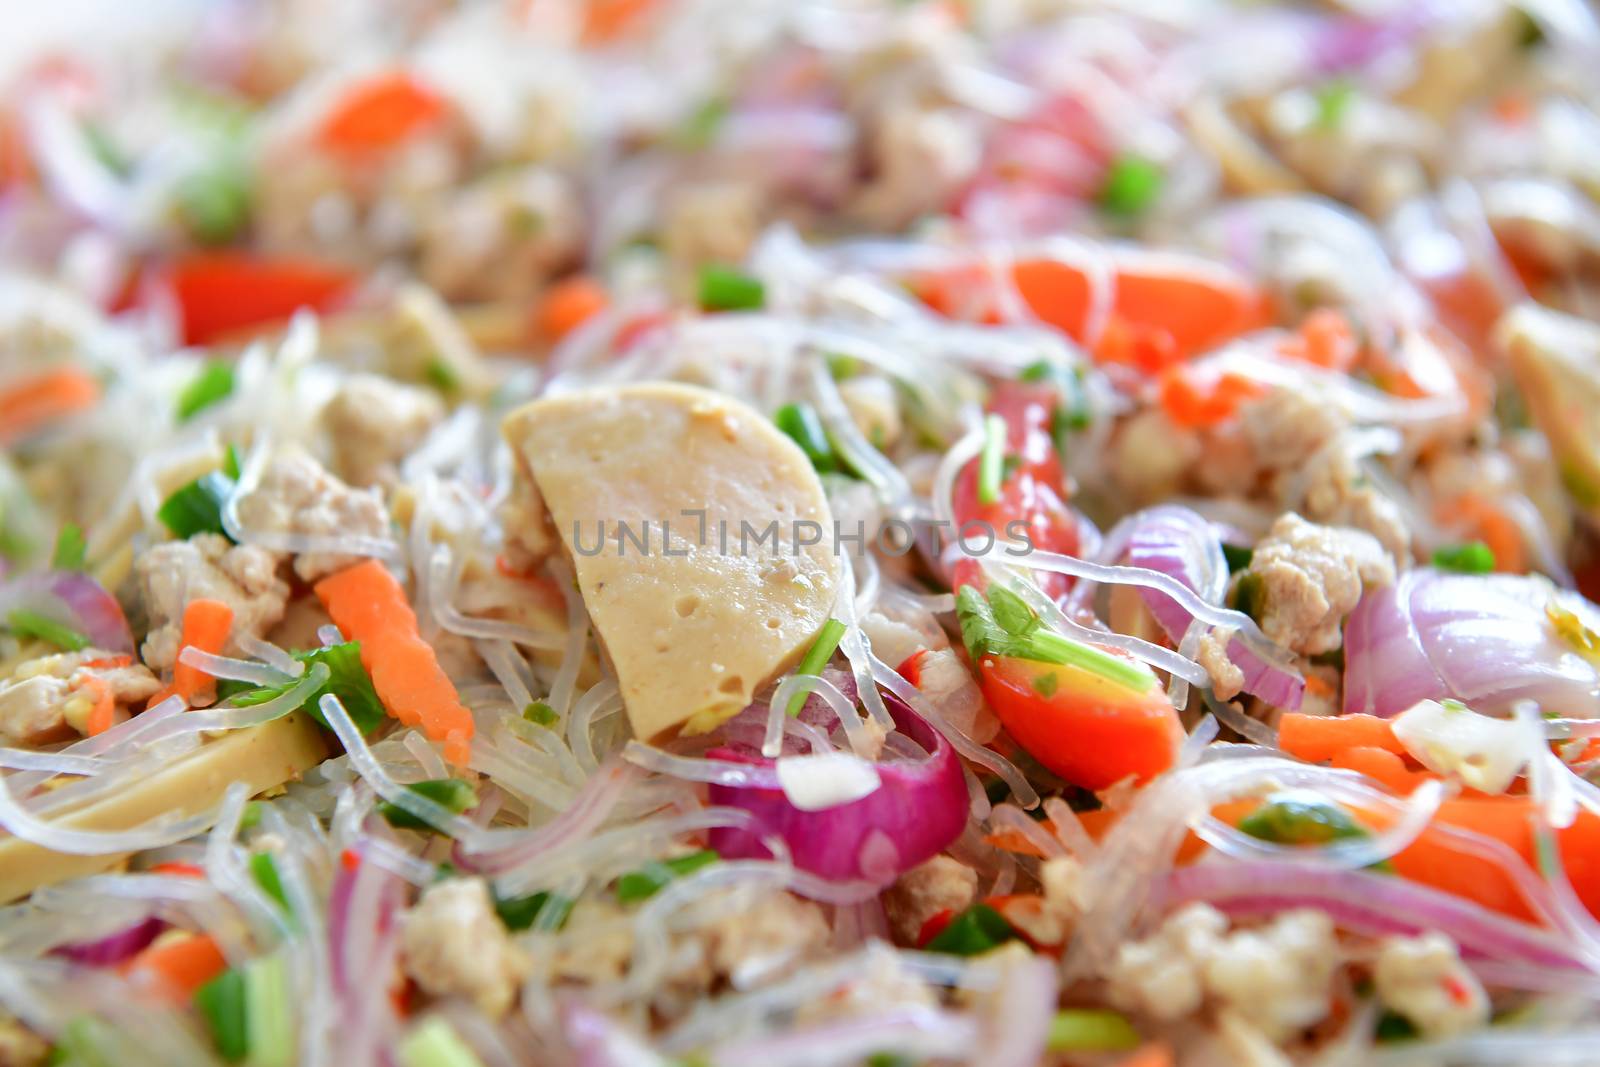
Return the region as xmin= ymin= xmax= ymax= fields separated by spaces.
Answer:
xmin=523 ymin=700 xmax=558 ymax=727
xmin=377 ymin=778 xmax=479 ymax=832
xmin=1098 ymin=154 xmax=1164 ymax=219
xmin=923 ymin=903 xmax=1019 ymax=956
xmin=616 ymin=849 xmax=718 ymax=903
xmin=6 ymin=609 xmax=89 ymax=651
xmin=955 ymin=585 xmax=1155 ymax=692
xmin=697 ymin=266 xmax=765 ymax=312
xmin=176 ymin=361 xmax=236 ymax=421
xmin=1431 ymin=541 xmax=1495 ymax=574
xmin=773 ymin=402 xmax=839 ymax=473
xmin=51 ymin=523 xmax=86 ymax=571
xmin=157 ymin=471 xmax=236 ymax=540
xmin=219 ymin=641 xmax=386 ymax=735
xmin=787 ymin=618 xmax=847 ymax=716
xmin=1046 ymin=1009 xmax=1142 ymax=1052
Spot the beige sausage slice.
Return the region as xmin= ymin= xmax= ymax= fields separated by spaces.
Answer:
xmin=503 ymin=382 xmax=840 ymax=739
xmin=0 ymin=713 xmax=327 ymax=903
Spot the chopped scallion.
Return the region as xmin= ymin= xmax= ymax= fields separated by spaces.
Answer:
xmin=1098 ymin=154 xmax=1164 ymax=219
xmin=616 ymin=849 xmax=718 ymax=903
xmin=923 ymin=903 xmax=1018 ymax=956
xmin=494 ymin=889 xmax=574 ymax=932
xmin=523 ymin=700 xmax=558 ymax=727
xmin=51 ymin=523 xmax=86 ymax=571
xmin=1045 ymin=1009 xmax=1141 ymax=1052
xmin=424 ymin=358 xmax=461 ymax=393
xmin=697 ymin=266 xmax=765 ymax=312
xmin=195 ymin=969 xmax=249 ymax=1063
xmin=249 ymin=851 xmax=290 ymax=914
xmin=176 ymin=361 xmax=236 ymax=421
xmin=218 ymin=641 xmax=385 ymax=735
xmin=397 ymin=1018 xmax=486 ymax=1067
xmin=773 ymin=402 xmax=839 ymax=473
xmin=1314 ymin=79 xmax=1356 ymax=129
xmin=377 ymin=778 xmax=480 ymax=832
xmin=244 ymin=953 xmax=293 ymax=1067
xmin=6 ymin=609 xmax=89 ymax=651
xmin=976 ymin=413 xmax=1006 ymax=506
xmin=787 ymin=618 xmax=847 ymax=716
xmin=1431 ymin=540 xmax=1495 ymax=574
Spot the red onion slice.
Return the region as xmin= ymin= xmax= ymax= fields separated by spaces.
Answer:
xmin=49 ymin=915 xmax=166 ymax=966
xmin=1123 ymin=506 xmax=1305 ymax=709
xmin=1343 ymin=570 xmax=1600 ymax=717
xmin=0 ymin=570 xmax=134 ymax=653
xmin=707 ymin=691 xmax=967 ymax=884
xmin=1159 ymin=860 xmax=1588 ymax=973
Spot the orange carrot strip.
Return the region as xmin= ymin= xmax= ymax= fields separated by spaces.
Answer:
xmin=317 ymin=71 xmax=446 ymax=156
xmin=168 ymin=598 xmax=234 ymax=708
xmin=0 ymin=367 xmax=101 ymax=447
xmin=314 ymin=560 xmax=474 ymax=764
xmin=536 ymin=276 xmax=608 ymax=343
xmin=1329 ymin=746 xmax=1434 ymax=794
xmin=125 ymin=934 xmax=227 ymax=1000
xmin=1278 ymin=712 xmax=1406 ymax=763
xmin=80 ymin=675 xmax=115 ymax=737
xmin=1115 ymin=1043 xmax=1175 ymax=1067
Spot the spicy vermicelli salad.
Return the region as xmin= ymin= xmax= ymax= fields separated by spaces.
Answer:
xmin=4 ymin=1 xmax=1600 ymax=1064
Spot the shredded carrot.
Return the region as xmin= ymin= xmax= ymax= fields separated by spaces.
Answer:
xmin=314 ymin=560 xmax=474 ymax=764
xmin=1091 ymin=314 xmax=1182 ymax=374
xmin=536 ymin=275 xmax=608 ymax=343
xmin=582 ymin=0 xmax=659 ymax=42
xmin=1158 ymin=365 xmax=1268 ymax=429
xmin=1278 ymin=712 xmax=1406 ymax=763
xmin=1279 ymin=308 xmax=1359 ymax=372
xmin=1115 ymin=1042 xmax=1175 ymax=1067
xmin=0 ymin=367 xmax=102 ymax=447
xmin=125 ymin=933 xmax=227 ymax=999
xmin=317 ymin=71 xmax=446 ymax=156
xmin=80 ymin=675 xmax=115 ymax=737
xmin=147 ymin=862 xmax=206 ymax=878
xmin=1492 ymin=91 xmax=1532 ymax=125
xmin=163 ymin=598 xmax=234 ymax=708
xmin=81 ymin=655 xmax=133 ymax=670
xmin=982 ymin=819 xmax=1062 ymax=858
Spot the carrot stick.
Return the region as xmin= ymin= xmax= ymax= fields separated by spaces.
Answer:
xmin=0 ymin=367 xmax=101 ymax=447
xmin=1328 ymin=746 xmax=1433 ymax=794
xmin=1278 ymin=712 xmax=1406 ymax=763
xmin=80 ymin=675 xmax=115 ymax=737
xmin=314 ymin=560 xmax=474 ymax=764
xmin=536 ymin=276 xmax=608 ymax=343
xmin=125 ymin=933 xmax=227 ymax=999
xmin=166 ymin=598 xmax=234 ymax=708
